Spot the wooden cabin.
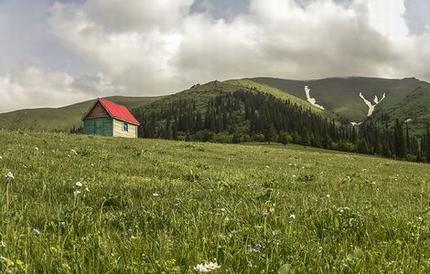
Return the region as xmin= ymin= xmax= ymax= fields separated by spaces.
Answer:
xmin=82 ymin=98 xmax=140 ymax=138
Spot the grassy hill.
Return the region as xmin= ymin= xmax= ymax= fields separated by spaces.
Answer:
xmin=1 ymin=76 xmax=429 ymax=136
xmin=252 ymin=76 xmax=429 ymax=122
xmin=0 ymin=96 xmax=160 ymax=132
xmin=135 ymin=81 xmax=237 ymax=114
xmin=133 ymin=79 xmax=326 ymax=118
xmin=0 ymin=131 xmax=429 ymax=272
xmin=0 ymin=79 xmax=331 ymax=134
xmin=225 ymin=79 xmax=325 ymax=114
xmin=373 ymin=85 xmax=430 ymax=133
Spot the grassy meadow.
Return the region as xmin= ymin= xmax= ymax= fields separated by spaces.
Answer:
xmin=1 ymin=131 xmax=430 ymax=273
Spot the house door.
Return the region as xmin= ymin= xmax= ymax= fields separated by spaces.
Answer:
xmin=95 ymin=119 xmax=103 ymax=135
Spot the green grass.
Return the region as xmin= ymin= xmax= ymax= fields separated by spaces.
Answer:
xmin=225 ymin=79 xmax=324 ymax=113
xmin=138 ymin=81 xmax=237 ymax=114
xmin=375 ymin=86 xmax=430 ymax=134
xmin=1 ymin=131 xmax=430 ymax=272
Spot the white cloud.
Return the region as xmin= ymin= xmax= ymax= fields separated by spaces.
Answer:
xmin=85 ymin=0 xmax=194 ymax=32
xmin=0 ymin=66 xmax=118 ymax=112
xmin=49 ymin=0 xmax=406 ymax=93
xmin=49 ymin=1 xmax=188 ymax=95
xmin=357 ymin=0 xmax=408 ymax=38
xmin=2 ymin=0 xmax=430 ymax=112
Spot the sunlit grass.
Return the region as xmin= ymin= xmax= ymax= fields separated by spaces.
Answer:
xmin=0 ymin=131 xmax=429 ymax=272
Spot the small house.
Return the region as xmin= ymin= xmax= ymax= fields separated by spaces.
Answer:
xmin=82 ymin=98 xmax=140 ymax=138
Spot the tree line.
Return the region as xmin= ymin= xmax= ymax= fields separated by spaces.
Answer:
xmin=134 ymin=89 xmax=430 ymax=162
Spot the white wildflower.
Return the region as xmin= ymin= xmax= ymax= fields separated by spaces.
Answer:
xmin=0 ymin=156 xmax=3 ymax=160
xmin=85 ymin=187 xmax=90 ymax=192
xmin=194 ymin=261 xmax=221 ymax=273
xmin=249 ymin=243 xmax=263 ymax=253
xmin=71 ymin=149 xmax=78 ymax=155
xmin=289 ymin=214 xmax=296 ymax=220
xmin=371 ymin=181 xmax=376 ymax=185
xmin=75 ymin=182 xmax=83 ymax=188
xmin=5 ymin=171 xmax=14 ymax=181
xmin=32 ymin=228 xmax=41 ymax=236
xmin=0 ymin=241 xmax=5 ymax=247
xmin=74 ymin=190 xmax=81 ymax=196
xmin=194 ymin=264 xmax=209 ymax=273
xmin=326 ymin=194 xmax=331 ymax=198
xmin=152 ymin=193 xmax=160 ymax=197
xmin=34 ymin=147 xmax=39 ymax=151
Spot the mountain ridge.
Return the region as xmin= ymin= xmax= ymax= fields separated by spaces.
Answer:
xmin=1 ymin=76 xmax=429 ymax=134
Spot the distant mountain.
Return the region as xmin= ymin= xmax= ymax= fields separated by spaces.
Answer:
xmin=1 ymin=76 xmax=429 ymax=135
xmin=135 ymin=79 xmax=326 ymax=116
xmin=252 ymin=76 xmax=429 ymax=129
xmin=372 ymin=85 xmax=430 ymax=133
xmin=2 ymin=76 xmax=430 ymax=161
xmin=0 ymin=79 xmax=324 ymax=133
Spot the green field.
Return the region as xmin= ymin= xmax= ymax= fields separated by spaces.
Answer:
xmin=1 ymin=131 xmax=430 ymax=273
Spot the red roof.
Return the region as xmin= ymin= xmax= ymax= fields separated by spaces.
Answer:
xmin=98 ymin=98 xmax=140 ymax=126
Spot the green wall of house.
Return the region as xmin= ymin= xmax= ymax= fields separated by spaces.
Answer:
xmin=83 ymin=118 xmax=113 ymax=136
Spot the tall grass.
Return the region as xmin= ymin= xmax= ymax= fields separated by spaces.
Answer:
xmin=0 ymin=131 xmax=429 ymax=273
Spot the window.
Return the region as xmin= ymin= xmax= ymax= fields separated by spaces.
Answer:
xmin=123 ymin=122 xmax=129 ymax=132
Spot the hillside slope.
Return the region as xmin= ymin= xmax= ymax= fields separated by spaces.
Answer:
xmin=0 ymin=80 xmax=317 ymax=133
xmin=1 ymin=76 xmax=429 ymax=136
xmin=0 ymin=96 xmax=160 ymax=132
xmin=252 ymin=76 xmax=429 ymax=122
xmin=373 ymin=85 xmax=430 ymax=133
xmin=225 ymin=79 xmax=326 ymax=114
xmin=134 ymin=80 xmax=322 ymax=116
xmin=0 ymin=131 xmax=429 ymax=272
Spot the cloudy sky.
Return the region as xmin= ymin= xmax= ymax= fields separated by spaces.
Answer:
xmin=1 ymin=0 xmax=430 ymax=112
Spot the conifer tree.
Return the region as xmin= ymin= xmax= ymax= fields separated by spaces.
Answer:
xmin=393 ymin=119 xmax=406 ymax=159
xmin=135 ymin=89 xmax=426 ymax=162
xmin=426 ymin=123 xmax=430 ymax=162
